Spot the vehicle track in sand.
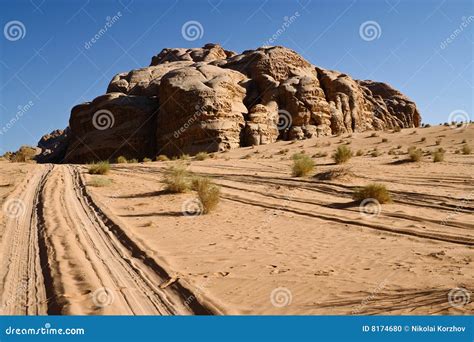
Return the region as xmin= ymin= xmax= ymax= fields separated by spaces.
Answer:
xmin=0 ymin=164 xmax=214 ymax=315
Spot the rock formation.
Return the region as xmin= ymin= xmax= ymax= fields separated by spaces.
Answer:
xmin=37 ymin=43 xmax=421 ymax=163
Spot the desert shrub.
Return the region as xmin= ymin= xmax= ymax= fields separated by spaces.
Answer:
xmin=179 ymin=154 xmax=190 ymax=161
xmin=291 ymin=154 xmax=314 ymax=177
xmin=193 ymin=177 xmax=220 ymax=214
xmin=142 ymin=157 xmax=152 ymax=163
xmin=435 ymin=139 xmax=442 ymax=145
xmin=88 ymin=177 xmax=113 ymax=187
xmin=128 ymin=158 xmax=138 ymax=163
xmin=407 ymin=147 xmax=423 ymax=162
xmin=432 ymin=150 xmax=445 ymax=163
xmin=381 ymin=138 xmax=388 ymax=143
xmin=116 ymin=156 xmax=127 ymax=164
xmin=163 ymin=163 xmax=191 ymax=193
xmin=195 ymin=152 xmax=209 ymax=161
xmin=462 ymin=144 xmax=472 ymax=155
xmin=420 ymin=137 xmax=426 ymax=142
xmin=156 ymin=155 xmax=170 ymax=161
xmin=292 ymin=152 xmax=307 ymax=161
xmin=353 ymin=183 xmax=392 ymax=204
xmin=356 ymin=149 xmax=364 ymax=156
xmin=332 ymin=145 xmax=353 ymax=164
xmin=88 ymin=161 xmax=110 ymax=175
xmin=393 ymin=126 xmax=401 ymax=133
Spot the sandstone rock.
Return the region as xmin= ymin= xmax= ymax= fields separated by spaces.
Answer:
xmin=42 ymin=44 xmax=421 ymax=163
xmin=63 ymin=93 xmax=159 ymax=163
xmin=35 ymin=128 xmax=70 ymax=163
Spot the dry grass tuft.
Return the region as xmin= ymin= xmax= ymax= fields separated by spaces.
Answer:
xmin=332 ymin=145 xmax=353 ymax=164
xmin=193 ymin=177 xmax=220 ymax=214
xmin=163 ymin=163 xmax=191 ymax=193
xmin=88 ymin=161 xmax=110 ymax=175
xmin=292 ymin=154 xmax=314 ymax=177
xmin=353 ymin=183 xmax=392 ymax=204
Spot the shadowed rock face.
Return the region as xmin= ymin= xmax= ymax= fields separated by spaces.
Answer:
xmin=38 ymin=44 xmax=421 ymax=163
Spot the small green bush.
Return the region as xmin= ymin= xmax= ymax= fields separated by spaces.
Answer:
xmin=291 ymin=154 xmax=314 ymax=177
xmin=407 ymin=147 xmax=423 ymax=162
xmin=163 ymin=163 xmax=191 ymax=193
xmin=462 ymin=144 xmax=471 ymax=155
xmin=432 ymin=150 xmax=445 ymax=163
xmin=88 ymin=161 xmax=110 ymax=175
xmin=353 ymin=183 xmax=392 ymax=204
xmin=195 ymin=177 xmax=220 ymax=214
xmin=195 ymin=152 xmax=209 ymax=161
xmin=88 ymin=177 xmax=113 ymax=187
xmin=156 ymin=155 xmax=170 ymax=161
xmin=332 ymin=145 xmax=353 ymax=164
xmin=116 ymin=156 xmax=127 ymax=164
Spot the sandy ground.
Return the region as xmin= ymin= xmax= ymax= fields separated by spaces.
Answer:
xmin=0 ymin=125 xmax=472 ymax=315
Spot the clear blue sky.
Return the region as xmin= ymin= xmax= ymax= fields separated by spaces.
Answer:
xmin=0 ymin=0 xmax=472 ymax=152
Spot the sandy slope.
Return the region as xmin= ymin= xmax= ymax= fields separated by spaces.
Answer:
xmin=0 ymin=125 xmax=472 ymax=315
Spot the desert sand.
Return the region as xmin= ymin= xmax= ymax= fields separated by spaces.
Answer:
xmin=0 ymin=125 xmax=472 ymax=315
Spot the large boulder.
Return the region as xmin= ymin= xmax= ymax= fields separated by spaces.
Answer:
xmin=42 ymin=44 xmax=421 ymax=163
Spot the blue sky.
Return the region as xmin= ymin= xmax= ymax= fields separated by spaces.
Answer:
xmin=0 ymin=0 xmax=472 ymax=152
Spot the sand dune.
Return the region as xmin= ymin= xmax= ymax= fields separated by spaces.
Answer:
xmin=0 ymin=125 xmax=472 ymax=315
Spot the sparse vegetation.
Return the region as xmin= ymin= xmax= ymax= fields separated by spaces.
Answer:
xmin=156 ymin=154 xmax=170 ymax=161
xmin=381 ymin=138 xmax=388 ymax=143
xmin=407 ymin=146 xmax=423 ymax=162
xmin=353 ymin=183 xmax=392 ymax=204
xmin=356 ymin=149 xmax=364 ymax=156
xmin=291 ymin=154 xmax=314 ymax=177
xmin=179 ymin=154 xmax=190 ymax=161
xmin=142 ymin=157 xmax=152 ymax=163
xmin=393 ymin=126 xmax=401 ymax=133
xmin=462 ymin=144 xmax=472 ymax=155
xmin=195 ymin=152 xmax=209 ymax=161
xmin=370 ymin=149 xmax=381 ymax=157
xmin=88 ymin=177 xmax=113 ymax=187
xmin=432 ymin=150 xmax=445 ymax=163
xmin=332 ymin=145 xmax=353 ymax=164
xmin=116 ymin=156 xmax=127 ymax=164
xmin=435 ymin=139 xmax=442 ymax=145
xmin=420 ymin=137 xmax=426 ymax=142
xmin=193 ymin=177 xmax=220 ymax=214
xmin=128 ymin=158 xmax=138 ymax=163
xmin=163 ymin=163 xmax=191 ymax=193
xmin=88 ymin=161 xmax=110 ymax=175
